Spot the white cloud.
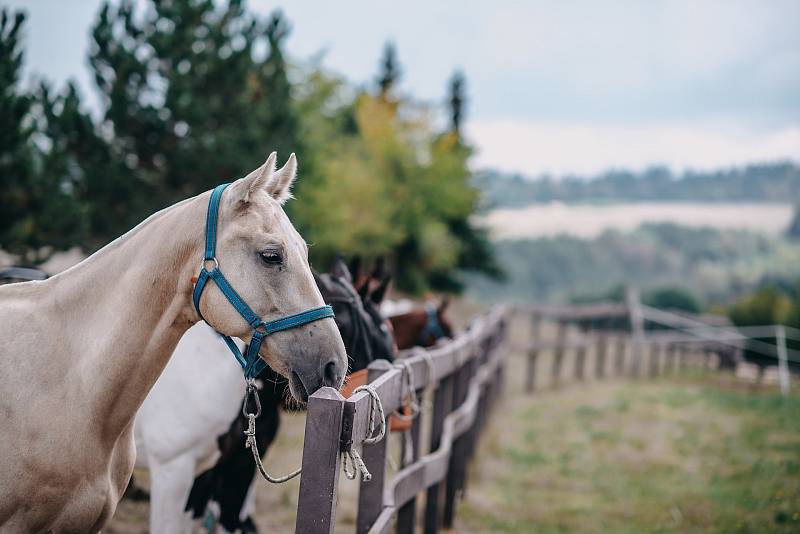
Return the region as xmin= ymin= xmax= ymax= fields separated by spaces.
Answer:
xmin=466 ymin=119 xmax=800 ymax=176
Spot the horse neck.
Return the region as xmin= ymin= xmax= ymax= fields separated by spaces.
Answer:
xmin=49 ymin=194 xmax=207 ymax=439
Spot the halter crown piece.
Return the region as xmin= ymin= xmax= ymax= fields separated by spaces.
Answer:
xmin=192 ymin=183 xmax=335 ymax=379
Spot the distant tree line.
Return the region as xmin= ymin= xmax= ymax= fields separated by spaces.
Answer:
xmin=0 ymin=2 xmax=499 ymax=293
xmin=474 ymin=164 xmax=800 ymax=210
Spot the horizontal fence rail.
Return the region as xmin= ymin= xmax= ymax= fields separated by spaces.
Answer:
xmin=295 ymin=307 xmax=509 ymax=534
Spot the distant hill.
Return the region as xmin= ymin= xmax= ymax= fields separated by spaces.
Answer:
xmin=464 ymin=223 xmax=800 ymax=305
xmin=473 ymin=162 xmax=800 ymax=210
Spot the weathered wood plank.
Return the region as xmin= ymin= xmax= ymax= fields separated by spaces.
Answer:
xmin=356 ymin=361 xmax=393 ymax=534
xmin=295 ymin=387 xmax=346 ymax=534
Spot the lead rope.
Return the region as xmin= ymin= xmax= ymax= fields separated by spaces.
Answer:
xmin=242 ymin=379 xmax=302 ymax=484
xmin=395 ymin=359 xmax=426 ymax=466
xmin=394 ymin=360 xmax=423 ymax=420
xmin=342 ymin=384 xmax=386 ymax=482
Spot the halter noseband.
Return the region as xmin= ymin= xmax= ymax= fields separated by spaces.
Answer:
xmin=192 ymin=183 xmax=334 ymax=379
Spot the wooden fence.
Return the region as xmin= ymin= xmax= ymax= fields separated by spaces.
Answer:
xmin=522 ymin=289 xmax=797 ymax=393
xmin=294 ymin=307 xmax=508 ymax=534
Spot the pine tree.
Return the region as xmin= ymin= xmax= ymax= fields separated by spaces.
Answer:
xmin=377 ymin=41 xmax=400 ymax=98
xmin=260 ymin=10 xmax=297 ymax=156
xmin=0 ymin=9 xmax=87 ymax=264
xmin=447 ymin=70 xmax=465 ymax=136
xmin=88 ymin=0 xmax=301 ymax=217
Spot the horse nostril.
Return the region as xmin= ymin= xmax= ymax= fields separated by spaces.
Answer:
xmin=323 ymin=359 xmax=340 ymax=387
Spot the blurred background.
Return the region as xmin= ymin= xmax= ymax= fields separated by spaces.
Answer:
xmin=2 ymin=0 xmax=799 ymax=316
xmin=1 ymin=1 xmax=799 ymax=531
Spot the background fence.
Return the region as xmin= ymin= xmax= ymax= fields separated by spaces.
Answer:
xmin=294 ymin=307 xmax=508 ymax=534
xmin=522 ymin=287 xmax=799 ymax=395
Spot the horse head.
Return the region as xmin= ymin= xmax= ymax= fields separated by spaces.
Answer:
xmin=317 ymin=257 xmax=396 ymax=373
xmin=195 ymin=152 xmax=347 ymax=402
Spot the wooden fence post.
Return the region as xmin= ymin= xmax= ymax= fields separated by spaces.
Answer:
xmin=443 ymin=357 xmax=472 ymax=528
xmin=552 ymin=320 xmax=566 ymax=387
xmin=574 ymin=324 xmax=589 ymax=381
xmin=526 ymin=312 xmax=542 ymax=392
xmin=615 ymin=335 xmax=626 ymax=376
xmin=626 ymin=286 xmax=645 ymax=378
xmin=424 ymin=373 xmax=454 ymax=534
xmin=356 ymin=360 xmax=394 ymax=534
xmin=679 ymin=345 xmax=689 ymax=372
xmin=595 ymin=325 xmax=608 ymax=379
xmin=295 ymin=387 xmax=346 ymax=534
xmin=776 ymin=325 xmax=791 ymax=396
xmin=665 ymin=343 xmax=676 ymax=373
xmin=649 ymin=343 xmax=660 ymax=378
xmin=397 ymin=383 xmax=425 ymax=534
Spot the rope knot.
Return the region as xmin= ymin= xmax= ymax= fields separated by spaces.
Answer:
xmin=342 ymin=384 xmax=386 ymax=481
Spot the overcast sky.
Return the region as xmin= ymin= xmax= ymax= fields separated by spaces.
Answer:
xmin=7 ymin=0 xmax=800 ymax=176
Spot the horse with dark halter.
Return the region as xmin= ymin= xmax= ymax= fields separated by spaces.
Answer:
xmin=348 ymin=256 xmax=453 ymax=350
xmin=182 ymin=258 xmax=395 ymax=532
xmin=389 ymin=297 xmax=453 ymax=350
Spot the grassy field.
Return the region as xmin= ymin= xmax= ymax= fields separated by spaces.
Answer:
xmin=456 ymin=375 xmax=800 ymax=533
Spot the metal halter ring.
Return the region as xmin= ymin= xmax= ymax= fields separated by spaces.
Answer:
xmin=242 ymin=379 xmax=262 ymax=418
xmin=201 ymin=257 xmax=220 ymax=272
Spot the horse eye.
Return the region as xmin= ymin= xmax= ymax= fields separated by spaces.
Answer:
xmin=260 ymin=250 xmax=283 ymax=265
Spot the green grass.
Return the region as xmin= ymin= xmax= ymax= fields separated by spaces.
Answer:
xmin=457 ymin=377 xmax=800 ymax=533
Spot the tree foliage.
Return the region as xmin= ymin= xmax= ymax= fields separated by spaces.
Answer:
xmin=0 ymin=10 xmax=88 ymax=264
xmin=0 ymin=2 xmax=496 ymax=292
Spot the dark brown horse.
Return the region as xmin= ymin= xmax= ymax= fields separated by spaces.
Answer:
xmin=389 ymin=298 xmax=453 ymax=349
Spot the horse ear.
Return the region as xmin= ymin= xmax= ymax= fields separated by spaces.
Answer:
xmin=358 ymin=279 xmax=370 ymax=301
xmin=370 ymin=275 xmax=391 ymax=305
xmin=331 ymin=256 xmax=351 ymax=282
xmin=266 ymin=153 xmax=297 ymax=204
xmin=370 ymin=256 xmax=386 ymax=280
xmin=242 ymin=151 xmax=278 ymax=202
xmin=348 ymin=256 xmax=363 ymax=284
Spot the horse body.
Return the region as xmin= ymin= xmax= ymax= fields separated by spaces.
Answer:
xmin=0 ymin=152 xmax=347 ymax=532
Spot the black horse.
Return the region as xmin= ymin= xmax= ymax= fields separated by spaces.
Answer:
xmin=183 ymin=258 xmax=395 ymax=532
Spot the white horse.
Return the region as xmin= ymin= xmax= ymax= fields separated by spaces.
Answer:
xmin=134 ymin=322 xmax=249 ymax=534
xmin=0 ymin=152 xmax=348 ymax=532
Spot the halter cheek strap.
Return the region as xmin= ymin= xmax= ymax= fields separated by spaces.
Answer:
xmin=192 ymin=183 xmax=334 ymax=379
xmin=419 ymin=300 xmax=445 ymax=345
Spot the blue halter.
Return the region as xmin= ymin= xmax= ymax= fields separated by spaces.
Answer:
xmin=192 ymin=183 xmax=335 ymax=379
xmin=419 ymin=300 xmax=445 ymax=345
